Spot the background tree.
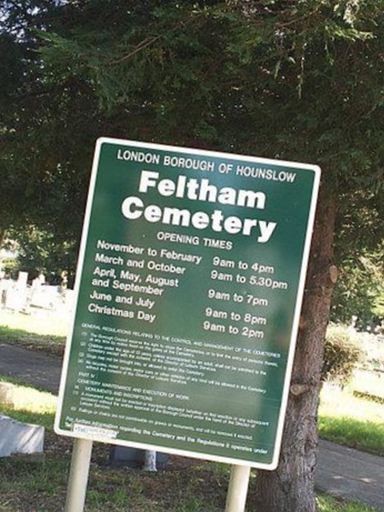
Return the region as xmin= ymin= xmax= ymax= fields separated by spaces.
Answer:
xmin=4 ymin=226 xmax=77 ymax=284
xmin=332 ymin=190 xmax=384 ymax=326
xmin=0 ymin=0 xmax=101 ymax=263
xmin=1 ymin=1 xmax=384 ymax=511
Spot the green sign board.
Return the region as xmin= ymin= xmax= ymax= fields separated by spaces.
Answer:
xmin=55 ymin=138 xmax=320 ymax=469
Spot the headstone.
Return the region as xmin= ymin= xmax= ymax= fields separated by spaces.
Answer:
xmin=0 ymin=278 xmax=10 ymax=307
xmin=65 ymin=289 xmax=74 ymax=312
xmin=17 ymin=271 xmax=28 ymax=286
xmin=109 ymin=446 xmax=168 ymax=469
xmin=0 ymin=382 xmax=16 ymax=405
xmin=5 ymin=279 xmax=27 ymax=311
xmin=30 ymin=285 xmax=60 ymax=310
xmin=143 ymin=449 xmax=157 ymax=471
xmin=0 ymin=415 xmax=44 ymax=457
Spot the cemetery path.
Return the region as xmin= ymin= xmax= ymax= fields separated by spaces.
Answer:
xmin=0 ymin=343 xmax=62 ymax=393
xmin=317 ymin=440 xmax=384 ymax=510
xmin=0 ymin=342 xmax=383 ymax=510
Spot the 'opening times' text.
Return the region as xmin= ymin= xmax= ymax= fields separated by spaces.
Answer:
xmin=85 ymin=240 xmax=290 ymax=340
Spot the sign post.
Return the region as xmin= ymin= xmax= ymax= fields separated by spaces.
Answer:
xmin=64 ymin=439 xmax=93 ymax=512
xmin=56 ymin=138 xmax=320 ymax=509
xmin=225 ymin=465 xmax=251 ymax=512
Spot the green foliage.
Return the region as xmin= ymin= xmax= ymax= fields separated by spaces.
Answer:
xmin=0 ymin=2 xmax=383 ymax=308
xmin=332 ymin=187 xmax=384 ymax=324
xmin=322 ymin=324 xmax=361 ymax=384
xmin=34 ymin=0 xmax=384 ymax=169
xmin=5 ymin=226 xmax=77 ymax=285
xmin=0 ymin=257 xmax=18 ymax=275
xmin=332 ymin=249 xmax=384 ymax=325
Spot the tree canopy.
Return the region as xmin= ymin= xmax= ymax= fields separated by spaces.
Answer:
xmin=1 ymin=1 xmax=383 ymax=277
xmin=1 ymin=1 xmax=384 ymax=510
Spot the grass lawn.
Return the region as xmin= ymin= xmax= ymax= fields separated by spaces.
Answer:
xmin=0 ymin=451 xmax=376 ymax=512
xmin=0 ymin=309 xmax=66 ymax=355
xmin=317 ymin=495 xmax=379 ymax=512
xmin=0 ymin=379 xmax=57 ymax=428
xmin=319 ymin=385 xmax=384 ymax=456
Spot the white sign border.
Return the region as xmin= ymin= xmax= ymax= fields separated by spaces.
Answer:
xmin=54 ymin=137 xmax=321 ymax=471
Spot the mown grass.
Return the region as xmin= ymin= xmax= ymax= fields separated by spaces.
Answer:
xmin=0 ymin=373 xmax=46 ymax=389
xmin=317 ymin=495 xmax=379 ymax=512
xmin=0 ymin=424 xmax=228 ymax=511
xmin=0 ymin=380 xmax=56 ymax=430
xmin=0 ymin=310 xmax=66 ymax=355
xmin=319 ymin=386 xmax=384 ymax=456
xmin=0 ymin=407 xmax=55 ymax=430
xmin=0 ymin=309 xmax=68 ymax=337
xmin=0 ymin=437 xmax=377 ymax=512
xmin=318 ymin=416 xmax=384 ymax=456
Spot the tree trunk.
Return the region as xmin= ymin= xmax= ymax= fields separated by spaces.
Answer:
xmin=254 ymin=183 xmax=337 ymax=511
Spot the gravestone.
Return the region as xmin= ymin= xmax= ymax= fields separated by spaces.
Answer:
xmin=0 ymin=415 xmax=44 ymax=457
xmin=109 ymin=446 xmax=168 ymax=469
xmin=5 ymin=273 xmax=28 ymax=311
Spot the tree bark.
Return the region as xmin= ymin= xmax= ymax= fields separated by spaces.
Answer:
xmin=254 ymin=183 xmax=337 ymax=511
